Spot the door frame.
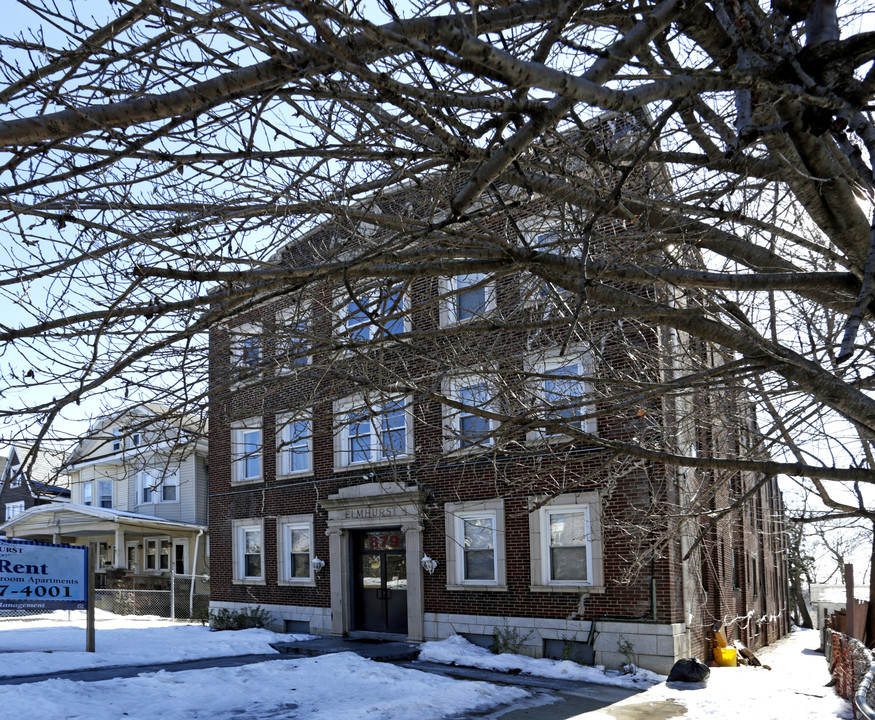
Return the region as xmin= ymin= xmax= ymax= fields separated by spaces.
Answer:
xmin=320 ymin=482 xmax=426 ymax=642
xmin=351 ymin=528 xmax=408 ymax=635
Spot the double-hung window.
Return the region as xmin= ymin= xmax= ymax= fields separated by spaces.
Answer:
xmin=276 ymin=303 xmax=310 ymax=369
xmin=339 ymin=283 xmax=407 ymax=343
xmin=145 ymin=537 xmax=171 ymax=572
xmin=276 ymin=412 xmax=312 ymax=476
xmin=277 ymin=515 xmax=315 ymax=585
xmin=445 ymin=499 xmax=506 ymax=589
xmin=232 ymin=419 xmax=263 ymax=483
xmin=139 ymin=468 xmax=179 ymax=504
xmin=233 ymin=519 xmax=265 ymax=583
xmin=443 ymin=376 xmax=496 ymax=451
xmin=5 ymin=501 xmax=24 ymax=520
xmin=527 ymin=349 xmax=595 ymax=441
xmin=529 ymin=492 xmax=603 ymax=590
xmin=231 ymin=323 xmax=262 ymax=379
xmin=98 ymin=480 xmax=113 ymax=508
xmin=440 ymin=274 xmax=494 ymax=325
xmin=335 ymin=395 xmax=412 ymax=468
xmin=82 ymin=482 xmax=93 ymax=506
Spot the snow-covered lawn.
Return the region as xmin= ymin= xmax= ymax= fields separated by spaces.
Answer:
xmin=418 ymin=634 xmax=663 ymax=689
xmin=0 ymin=613 xmax=852 ymax=720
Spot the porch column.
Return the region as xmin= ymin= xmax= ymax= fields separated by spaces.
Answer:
xmin=402 ymin=521 xmax=425 ymax=642
xmin=114 ymin=527 xmax=126 ymax=569
xmin=326 ymin=527 xmax=349 ymax=636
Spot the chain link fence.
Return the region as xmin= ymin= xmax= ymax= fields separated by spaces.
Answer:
xmin=825 ymin=628 xmax=875 ymax=720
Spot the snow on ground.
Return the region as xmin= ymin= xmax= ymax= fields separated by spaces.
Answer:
xmin=579 ymin=627 xmax=851 ymax=720
xmin=418 ymin=634 xmax=664 ymax=689
xmin=0 ymin=610 xmax=307 ymax=677
xmin=0 ymin=612 xmax=529 ymax=720
xmin=0 ymin=653 xmax=529 ymax=720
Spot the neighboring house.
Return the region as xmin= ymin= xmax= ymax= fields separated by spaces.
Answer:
xmin=0 ymin=406 xmax=209 ymax=592
xmin=206 ymin=124 xmax=789 ymax=673
xmin=0 ymin=443 xmax=69 ymax=523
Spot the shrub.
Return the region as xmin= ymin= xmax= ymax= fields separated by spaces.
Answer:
xmin=490 ymin=618 xmax=533 ymax=655
xmin=209 ymin=606 xmax=273 ymax=631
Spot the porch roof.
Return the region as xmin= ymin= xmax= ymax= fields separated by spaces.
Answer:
xmin=0 ymin=502 xmax=207 ymax=539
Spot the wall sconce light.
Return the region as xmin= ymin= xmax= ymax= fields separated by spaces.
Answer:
xmin=420 ymin=555 xmax=437 ymax=575
xmin=312 ymin=557 xmax=326 ymax=573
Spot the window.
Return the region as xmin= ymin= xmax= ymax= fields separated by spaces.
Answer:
xmin=335 ymin=395 xmax=412 ymax=467
xmin=98 ymin=480 xmax=113 ymax=509
xmin=445 ymin=499 xmax=506 ymax=590
xmin=337 ymin=283 xmax=407 ymax=342
xmin=5 ymin=501 xmax=24 ymax=520
xmin=276 ymin=413 xmax=312 ymax=476
xmin=145 ymin=537 xmax=171 ymax=572
xmin=233 ymin=519 xmax=265 ymax=583
xmin=82 ymin=482 xmax=93 ymax=506
xmin=9 ymin=473 xmax=21 ymax=489
xmin=138 ymin=469 xmax=179 ymax=504
xmin=231 ymin=323 xmax=262 ymax=378
xmin=231 ymin=419 xmax=263 ymax=483
xmin=527 ymin=349 xmax=595 ymax=442
xmin=131 ymin=432 xmax=141 ymax=447
xmin=443 ymin=376 xmax=496 ymax=451
xmin=276 ymin=303 xmax=311 ymax=369
xmin=440 ymin=274 xmax=494 ymax=325
xmin=529 ymin=492 xmax=603 ymax=590
xmin=173 ymin=539 xmax=189 ymax=575
xmin=112 ymin=428 xmax=122 ymax=453
xmin=277 ymin=515 xmax=315 ymax=585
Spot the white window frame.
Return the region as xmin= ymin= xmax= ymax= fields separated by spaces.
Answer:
xmin=233 ymin=518 xmax=265 ymax=584
xmin=231 ymin=323 xmax=263 ymax=378
xmin=445 ymin=499 xmax=506 ymax=590
xmin=275 ymin=301 xmax=311 ymax=370
xmin=276 ymin=412 xmax=313 ymax=477
xmin=5 ymin=501 xmax=24 ymax=521
xmin=528 ymin=491 xmax=603 ymax=591
xmin=439 ymin=273 xmax=495 ymax=326
xmin=144 ymin=536 xmax=172 ymax=573
xmin=442 ymin=375 xmax=497 ymax=452
xmin=231 ymin=419 xmax=263 ymax=484
xmin=334 ymin=394 xmax=413 ymax=469
xmin=172 ymin=538 xmax=190 ymax=575
xmin=277 ymin=514 xmax=316 ymax=586
xmin=335 ymin=283 xmax=409 ymax=343
xmin=138 ymin=468 xmax=180 ymax=505
xmin=97 ymin=479 xmax=113 ymax=509
xmin=82 ymin=481 xmax=93 ymax=506
xmin=112 ymin=428 xmax=122 ymax=453
xmin=526 ymin=348 xmax=596 ymax=443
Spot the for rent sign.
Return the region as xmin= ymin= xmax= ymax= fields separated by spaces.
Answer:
xmin=0 ymin=539 xmax=87 ymax=611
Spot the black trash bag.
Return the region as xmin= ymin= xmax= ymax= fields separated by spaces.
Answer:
xmin=667 ymin=657 xmax=710 ymax=684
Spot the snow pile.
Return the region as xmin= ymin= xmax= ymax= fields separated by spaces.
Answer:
xmin=0 ymin=610 xmax=309 ymax=677
xmin=418 ymin=634 xmax=663 ymax=688
xmin=0 ymin=652 xmax=530 ymax=720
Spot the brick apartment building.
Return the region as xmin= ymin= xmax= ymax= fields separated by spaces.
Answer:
xmin=207 ymin=132 xmax=789 ymax=673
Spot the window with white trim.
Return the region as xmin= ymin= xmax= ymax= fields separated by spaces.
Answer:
xmin=529 ymin=492 xmax=603 ymax=590
xmin=97 ymin=480 xmax=113 ymax=508
xmin=276 ymin=412 xmax=312 ymax=476
xmin=82 ymin=482 xmax=93 ymax=506
xmin=334 ymin=395 xmax=412 ymax=467
xmin=276 ymin=302 xmax=311 ymax=369
xmin=527 ymin=349 xmax=595 ymax=442
xmin=144 ymin=537 xmax=171 ymax=572
xmin=233 ymin=519 xmax=265 ymax=583
xmin=138 ymin=468 xmax=179 ymax=504
xmin=439 ymin=274 xmax=495 ymax=326
xmin=445 ymin=499 xmax=506 ymax=589
xmin=231 ymin=323 xmax=263 ymax=378
xmin=277 ymin=515 xmax=315 ymax=585
xmin=112 ymin=428 xmax=122 ymax=453
xmin=5 ymin=501 xmax=24 ymax=520
xmin=231 ymin=419 xmax=263 ymax=483
xmin=337 ymin=282 xmax=407 ymax=343
xmin=443 ymin=376 xmax=496 ymax=451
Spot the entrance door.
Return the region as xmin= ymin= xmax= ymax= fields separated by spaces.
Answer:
xmin=352 ymin=529 xmax=407 ymax=634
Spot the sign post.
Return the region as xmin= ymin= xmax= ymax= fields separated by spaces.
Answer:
xmin=87 ymin=543 xmax=96 ymax=652
xmin=0 ymin=538 xmax=90 ymax=648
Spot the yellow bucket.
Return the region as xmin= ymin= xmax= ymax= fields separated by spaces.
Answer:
xmin=713 ymin=647 xmax=738 ymax=667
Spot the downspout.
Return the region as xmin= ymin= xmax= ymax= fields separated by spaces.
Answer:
xmin=190 ymin=528 xmax=203 ymax=617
